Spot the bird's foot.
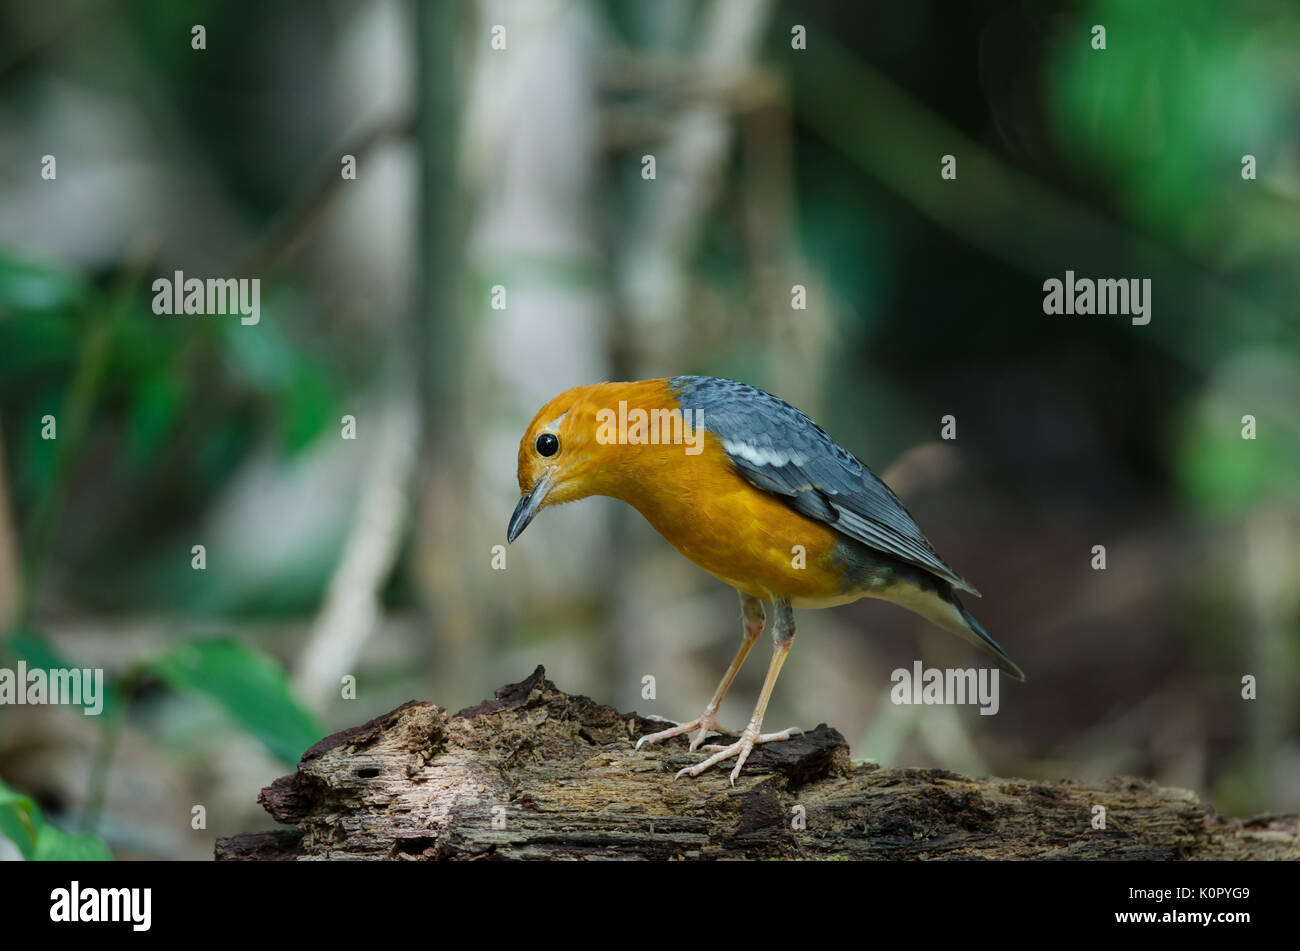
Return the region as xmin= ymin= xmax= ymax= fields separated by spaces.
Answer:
xmin=675 ymin=725 xmax=803 ymax=785
xmin=635 ymin=709 xmax=730 ymax=753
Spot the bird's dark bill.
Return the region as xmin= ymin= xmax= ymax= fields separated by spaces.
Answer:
xmin=507 ymin=472 xmax=552 ymax=543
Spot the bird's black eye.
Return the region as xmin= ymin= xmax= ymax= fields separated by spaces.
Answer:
xmin=535 ymin=432 xmax=560 ymax=457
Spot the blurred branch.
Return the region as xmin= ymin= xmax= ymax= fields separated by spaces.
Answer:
xmin=292 ymin=384 xmax=418 ymax=710
xmin=0 ymin=430 xmax=21 ymax=631
xmin=0 ymin=0 xmax=109 ymax=82
xmin=236 ymin=114 xmax=416 ymax=279
xmin=13 ymin=250 xmax=148 ymax=628
xmin=596 ymin=52 xmax=785 ymax=153
xmin=416 ymin=0 xmax=465 ymax=440
xmin=599 ymin=49 xmax=784 ymax=107
xmin=82 ymin=667 xmax=140 ymax=835
xmin=619 ymin=0 xmax=774 ymax=340
xmin=409 ymin=0 xmax=470 ymax=678
xmin=1242 ymin=508 xmax=1298 ymax=803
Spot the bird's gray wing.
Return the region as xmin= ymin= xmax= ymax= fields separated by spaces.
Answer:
xmin=669 ymin=376 xmax=977 ymax=594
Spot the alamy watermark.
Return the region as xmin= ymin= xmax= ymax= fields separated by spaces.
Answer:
xmin=0 ymin=662 xmax=104 ymax=715
xmin=152 ymin=270 xmax=260 ymax=325
xmin=1042 ymin=270 xmax=1151 ymax=326
xmin=50 ymin=881 xmax=150 ymax=931
xmin=890 ymin=661 xmax=1000 ymax=715
xmin=595 ymin=401 xmax=704 ymax=455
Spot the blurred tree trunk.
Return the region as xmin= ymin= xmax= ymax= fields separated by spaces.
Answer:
xmin=461 ymin=0 xmax=615 ymax=698
xmin=413 ymin=0 xmax=474 ymax=691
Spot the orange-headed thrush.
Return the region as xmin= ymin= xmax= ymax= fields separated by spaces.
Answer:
xmin=509 ymin=376 xmax=1025 ymax=783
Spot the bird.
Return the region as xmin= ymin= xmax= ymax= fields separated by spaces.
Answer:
xmin=507 ymin=375 xmax=1024 ymax=783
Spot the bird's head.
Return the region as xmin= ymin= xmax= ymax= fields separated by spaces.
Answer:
xmin=508 ymin=382 xmax=622 ymax=543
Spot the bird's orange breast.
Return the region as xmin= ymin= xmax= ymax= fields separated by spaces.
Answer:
xmin=606 ymin=431 xmax=852 ymax=605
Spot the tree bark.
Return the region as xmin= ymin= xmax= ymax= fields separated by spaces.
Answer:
xmin=215 ymin=666 xmax=1298 ymax=861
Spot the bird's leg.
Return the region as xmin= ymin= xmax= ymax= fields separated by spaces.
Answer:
xmin=636 ymin=592 xmax=766 ymax=752
xmin=677 ymin=597 xmax=801 ymax=784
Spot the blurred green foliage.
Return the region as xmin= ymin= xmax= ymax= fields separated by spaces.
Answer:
xmin=0 ymin=776 xmax=112 ymax=860
xmin=1 ymin=254 xmax=329 ymax=857
xmin=147 ymin=639 xmax=321 ymax=765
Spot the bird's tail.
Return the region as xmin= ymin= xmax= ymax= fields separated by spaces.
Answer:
xmin=905 ymin=581 xmax=1026 ymax=682
xmin=861 ymin=562 xmax=1027 ymax=681
xmin=948 ymin=598 xmax=1026 ymax=682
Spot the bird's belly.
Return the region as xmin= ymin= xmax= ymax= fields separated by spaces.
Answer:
xmin=787 ymin=590 xmax=868 ymax=609
xmin=626 ymin=477 xmax=853 ymax=606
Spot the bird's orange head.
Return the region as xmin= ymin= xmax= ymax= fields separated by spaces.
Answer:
xmin=508 ymin=381 xmax=664 ymax=542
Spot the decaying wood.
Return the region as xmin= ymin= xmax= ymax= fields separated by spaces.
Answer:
xmin=216 ymin=666 xmax=1299 ymax=860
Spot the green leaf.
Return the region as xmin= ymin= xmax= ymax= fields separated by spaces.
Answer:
xmin=33 ymin=823 xmax=115 ymax=861
xmin=0 ymin=776 xmax=114 ymax=860
xmin=126 ymin=369 xmax=184 ymax=465
xmin=280 ymin=363 xmax=335 ymax=453
xmin=147 ymin=639 xmax=321 ymax=764
xmin=0 ymin=256 xmax=87 ymax=314
xmin=0 ymin=777 xmax=39 ymax=859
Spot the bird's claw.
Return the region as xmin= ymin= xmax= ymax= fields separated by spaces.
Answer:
xmin=635 ymin=709 xmax=729 ymax=752
xmin=700 ymin=726 xmax=802 ymax=752
xmin=674 ymin=726 xmax=803 ymax=784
